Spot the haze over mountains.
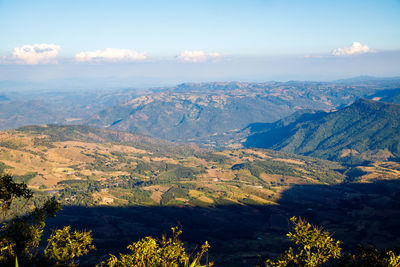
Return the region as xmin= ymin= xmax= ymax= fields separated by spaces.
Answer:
xmin=0 ymin=89 xmax=142 ymax=129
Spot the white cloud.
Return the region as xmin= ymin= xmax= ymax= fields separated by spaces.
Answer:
xmin=177 ymin=50 xmax=222 ymax=62
xmin=75 ymin=48 xmax=146 ymax=62
xmin=332 ymin=42 xmax=374 ymax=56
xmin=11 ymin=43 xmax=60 ymax=64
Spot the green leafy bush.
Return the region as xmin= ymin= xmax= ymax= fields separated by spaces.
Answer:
xmin=98 ymin=227 xmax=212 ymax=267
xmin=263 ymin=217 xmax=341 ymax=267
xmin=44 ymin=226 xmax=95 ymax=266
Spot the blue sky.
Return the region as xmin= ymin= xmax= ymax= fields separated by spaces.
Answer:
xmin=1 ymin=0 xmax=400 ymax=88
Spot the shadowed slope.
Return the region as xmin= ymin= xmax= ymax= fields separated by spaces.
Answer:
xmin=44 ymin=179 xmax=400 ymax=266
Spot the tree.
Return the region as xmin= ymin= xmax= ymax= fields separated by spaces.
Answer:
xmin=0 ymin=173 xmax=95 ymax=266
xmin=0 ymin=198 xmax=61 ymax=264
xmin=98 ymin=226 xmax=212 ymax=267
xmin=44 ymin=226 xmax=95 ymax=266
xmin=0 ymin=174 xmax=33 ymax=220
xmin=263 ymin=216 xmax=342 ymax=267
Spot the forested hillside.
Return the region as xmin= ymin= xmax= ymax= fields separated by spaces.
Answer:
xmin=244 ymin=99 xmax=400 ymax=163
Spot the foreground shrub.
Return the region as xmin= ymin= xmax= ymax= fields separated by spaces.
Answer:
xmin=98 ymin=227 xmax=212 ymax=267
xmin=262 ymin=216 xmax=400 ymax=267
xmin=44 ymin=226 xmax=95 ymax=266
xmin=263 ymin=216 xmax=342 ymax=267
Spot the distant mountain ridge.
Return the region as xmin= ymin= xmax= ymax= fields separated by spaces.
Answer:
xmin=244 ymin=99 xmax=400 ymax=162
xmin=0 ymin=89 xmax=142 ymax=130
xmin=0 ymin=95 xmax=9 ymax=102
xmin=333 ymin=76 xmax=400 ymax=84
xmin=86 ymin=80 xmax=396 ymax=142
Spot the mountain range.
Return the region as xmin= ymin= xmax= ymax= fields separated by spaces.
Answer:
xmin=1 ymin=77 xmax=400 ymax=161
xmin=2 ymin=78 xmax=400 ymax=145
xmin=86 ymin=80 xmax=397 ymax=142
xmin=244 ymin=99 xmax=400 ymax=163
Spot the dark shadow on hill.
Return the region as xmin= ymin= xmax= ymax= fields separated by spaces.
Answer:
xmin=45 ymin=204 xmax=283 ymax=266
xmin=276 ymin=179 xmax=400 ymax=253
xmin=44 ymin=179 xmax=400 ymax=266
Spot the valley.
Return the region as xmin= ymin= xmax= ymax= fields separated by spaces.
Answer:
xmin=1 ymin=122 xmax=400 ymax=265
xmin=0 ymin=125 xmax=356 ymax=207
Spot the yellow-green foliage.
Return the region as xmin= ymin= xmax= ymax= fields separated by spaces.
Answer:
xmin=0 ymin=238 xmax=14 ymax=263
xmin=339 ymin=246 xmax=400 ymax=267
xmin=387 ymin=251 xmax=400 ymax=267
xmin=262 ymin=217 xmax=400 ymax=267
xmin=98 ymin=227 xmax=212 ymax=267
xmin=264 ymin=216 xmax=342 ymax=267
xmin=44 ymin=226 xmax=95 ymax=266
